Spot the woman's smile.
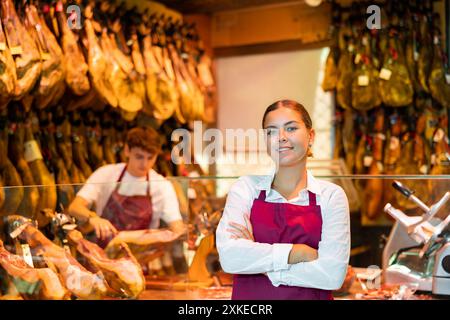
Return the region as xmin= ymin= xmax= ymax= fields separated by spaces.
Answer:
xmin=277 ymin=146 xmax=294 ymax=153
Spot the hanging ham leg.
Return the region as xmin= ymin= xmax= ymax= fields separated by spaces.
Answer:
xmin=0 ymin=17 xmax=15 ymax=110
xmin=24 ymin=121 xmax=57 ymax=227
xmin=8 ymin=119 xmax=40 ymax=220
xmin=24 ymin=4 xmax=66 ymax=109
xmin=4 ymin=215 xmax=108 ymax=300
xmin=1 ymin=0 xmax=42 ymax=100
xmin=66 ymin=230 xmax=145 ymax=299
xmin=84 ymin=15 xmax=118 ymax=107
xmin=0 ymin=239 xmax=69 ymax=300
xmin=56 ymin=5 xmax=90 ymax=96
xmin=365 ymin=110 xmax=385 ymax=220
xmin=0 ymin=122 xmax=24 ymax=216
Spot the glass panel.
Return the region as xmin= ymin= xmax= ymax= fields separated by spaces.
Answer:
xmin=0 ymin=179 xmax=190 ymax=300
xmin=0 ymin=175 xmax=448 ymax=299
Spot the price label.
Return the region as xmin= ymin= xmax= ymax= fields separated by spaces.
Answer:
xmin=419 ymin=165 xmax=428 ymax=174
xmin=414 ymin=51 xmax=419 ymax=62
xmin=188 ymin=188 xmax=197 ymax=199
xmin=358 ymin=75 xmax=369 ymax=86
xmin=24 ymin=140 xmax=44 ymax=162
xmin=389 ymin=137 xmax=399 ymax=150
xmin=433 ymin=128 xmax=445 ymax=142
xmin=354 ymin=53 xmax=361 ymax=64
xmin=364 ymin=155 xmax=373 ymax=167
xmin=348 ymin=44 xmax=354 ymax=52
xmin=379 ymin=68 xmax=392 ymax=80
xmin=362 ymin=37 xmax=368 ymax=46
xmin=445 ymin=74 xmax=450 ymax=85
xmin=9 ymin=224 xmax=28 ymax=239
xmin=434 ymin=36 xmax=439 ymax=45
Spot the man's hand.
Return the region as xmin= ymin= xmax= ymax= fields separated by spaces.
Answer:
xmin=288 ymin=244 xmax=318 ymax=264
xmin=89 ymin=216 xmax=118 ymax=240
xmin=226 ymin=215 xmax=254 ymax=241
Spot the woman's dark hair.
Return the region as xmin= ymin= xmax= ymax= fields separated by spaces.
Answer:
xmin=262 ymin=100 xmax=314 ymax=157
xmin=262 ymin=100 xmax=312 ymax=129
xmin=126 ymin=126 xmax=162 ymax=155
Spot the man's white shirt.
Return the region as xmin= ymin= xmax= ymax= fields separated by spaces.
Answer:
xmin=77 ymin=163 xmax=182 ymax=228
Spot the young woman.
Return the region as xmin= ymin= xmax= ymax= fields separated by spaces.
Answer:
xmin=216 ymin=100 xmax=350 ymax=300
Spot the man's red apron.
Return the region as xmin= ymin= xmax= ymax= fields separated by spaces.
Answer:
xmin=97 ymin=165 xmax=153 ymax=247
xmin=231 ymin=190 xmax=333 ymax=300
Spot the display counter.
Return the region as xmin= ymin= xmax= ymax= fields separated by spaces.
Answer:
xmin=0 ymin=172 xmax=449 ymax=300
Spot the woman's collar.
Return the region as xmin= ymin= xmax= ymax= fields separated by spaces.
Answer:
xmin=255 ymin=169 xmax=322 ymax=197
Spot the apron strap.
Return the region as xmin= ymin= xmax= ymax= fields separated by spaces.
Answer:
xmin=146 ymin=171 xmax=150 ymax=196
xmin=308 ymin=191 xmax=317 ymax=206
xmin=117 ymin=165 xmax=128 ymax=182
xmin=114 ymin=165 xmax=128 ymax=191
xmin=257 ymin=190 xmax=266 ymax=200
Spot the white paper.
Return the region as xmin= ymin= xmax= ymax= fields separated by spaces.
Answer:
xmin=389 ymin=137 xmax=399 ymax=150
xmin=364 ymin=155 xmax=373 ymax=167
xmin=358 ymin=75 xmax=369 ymax=86
xmin=379 ymin=68 xmax=392 ymax=80
xmin=24 ymin=140 xmax=43 ymax=162
xmin=433 ymin=128 xmax=445 ymax=142
xmin=21 ymin=244 xmax=34 ymax=268
xmin=419 ymin=165 xmax=428 ymax=174
xmin=188 ymin=187 xmax=197 ymax=199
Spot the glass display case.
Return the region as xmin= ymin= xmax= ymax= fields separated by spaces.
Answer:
xmin=0 ymin=169 xmax=448 ymax=300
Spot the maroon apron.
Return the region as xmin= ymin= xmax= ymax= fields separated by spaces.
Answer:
xmin=232 ymin=190 xmax=333 ymax=300
xmin=98 ymin=165 xmax=153 ymax=247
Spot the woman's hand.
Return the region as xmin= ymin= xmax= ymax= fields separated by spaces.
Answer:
xmin=89 ymin=216 xmax=118 ymax=240
xmin=288 ymin=244 xmax=318 ymax=264
xmin=226 ymin=215 xmax=254 ymax=241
